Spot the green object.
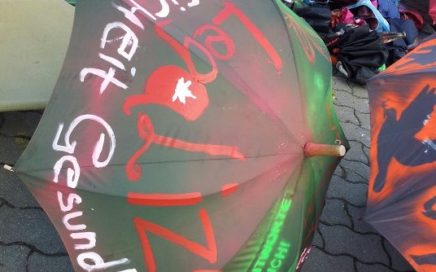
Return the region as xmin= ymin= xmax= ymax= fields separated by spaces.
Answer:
xmin=378 ymin=64 xmax=386 ymax=71
xmin=15 ymin=1 xmax=347 ymax=271
xmin=65 ymin=0 xmax=76 ymax=6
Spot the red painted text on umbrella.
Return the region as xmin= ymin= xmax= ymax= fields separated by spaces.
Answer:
xmin=122 ymin=3 xmax=282 ymax=181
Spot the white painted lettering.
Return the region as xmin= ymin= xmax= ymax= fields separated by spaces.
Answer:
xmin=57 ymin=192 xmax=82 ymax=212
xmin=53 ymin=155 xmax=80 ymax=189
xmin=52 ymin=114 xmax=116 ymax=169
xmin=77 ymin=252 xmax=129 ymax=271
xmin=154 ymin=0 xmax=170 ymax=18
xmin=71 ymin=232 xmax=97 ymax=250
xmin=99 ymin=53 xmax=126 ymax=71
xmin=187 ymin=0 xmax=200 ymax=7
xmin=101 ymin=22 xmax=139 ymax=61
xmin=63 ymin=211 xmax=86 ymax=231
xmin=80 ymin=67 xmax=128 ymax=94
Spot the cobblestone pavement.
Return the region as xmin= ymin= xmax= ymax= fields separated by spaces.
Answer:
xmin=0 ymin=76 xmax=415 ymax=272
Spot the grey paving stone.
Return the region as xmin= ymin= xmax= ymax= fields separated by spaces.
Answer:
xmin=333 ymin=164 xmax=346 ymax=178
xmin=0 ymin=206 xmax=66 ymax=255
xmin=332 ymin=75 xmax=352 ymax=93
xmin=301 ymin=246 xmax=355 ymax=272
xmin=363 ymin=146 xmax=370 ymax=163
xmin=321 ymin=224 xmax=390 ymax=265
xmin=327 ymin=175 xmax=368 ymax=207
xmin=0 ymin=135 xmax=25 ymax=165
xmin=0 ymin=111 xmax=42 ymax=137
xmin=355 ymin=111 xmax=371 ymax=131
xmin=355 ymin=262 xmax=394 ymax=272
xmin=349 ymin=82 xmax=369 ymax=99
xmin=27 ymin=252 xmax=73 ymax=272
xmin=347 ymin=205 xmax=377 ymax=234
xmin=311 ymin=228 xmax=325 ymax=248
xmin=0 ymin=111 xmax=41 ymax=166
xmin=340 ymin=159 xmax=370 ymax=181
xmin=335 ymin=91 xmax=370 ymax=114
xmin=0 ymin=171 xmax=39 ymax=207
xmin=338 ymin=169 xmax=368 ymax=184
xmin=0 ymin=244 xmax=30 ymax=272
xmin=340 ymin=122 xmax=371 ymax=148
xmin=334 ymin=105 xmax=360 ymax=126
xmin=344 ymin=141 xmax=368 ymax=166
xmin=320 ymin=198 xmax=352 ymax=227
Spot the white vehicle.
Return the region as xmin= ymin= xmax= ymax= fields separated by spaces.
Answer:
xmin=0 ymin=0 xmax=74 ymax=111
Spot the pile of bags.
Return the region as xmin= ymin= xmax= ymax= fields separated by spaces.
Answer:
xmin=282 ymin=0 xmax=435 ymax=84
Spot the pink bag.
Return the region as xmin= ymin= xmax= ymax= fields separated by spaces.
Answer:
xmin=430 ymin=0 xmax=436 ymax=24
xmin=340 ymin=7 xmax=355 ymax=24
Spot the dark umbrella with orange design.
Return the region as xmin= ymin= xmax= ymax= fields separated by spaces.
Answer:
xmin=12 ymin=1 xmax=347 ymax=271
xmin=366 ymin=35 xmax=436 ymax=272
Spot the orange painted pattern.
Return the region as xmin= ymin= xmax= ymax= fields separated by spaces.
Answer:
xmin=405 ymin=243 xmax=436 ymax=272
xmin=383 ymin=39 xmax=436 ymax=76
xmin=368 ymin=80 xmax=436 ymax=203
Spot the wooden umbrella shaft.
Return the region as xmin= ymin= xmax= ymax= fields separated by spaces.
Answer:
xmin=304 ymin=143 xmax=346 ymax=157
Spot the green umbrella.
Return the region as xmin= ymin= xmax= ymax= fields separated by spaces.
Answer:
xmin=14 ymin=1 xmax=347 ymax=271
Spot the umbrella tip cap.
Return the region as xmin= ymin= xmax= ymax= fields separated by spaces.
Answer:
xmin=2 ymin=164 xmax=14 ymax=172
xmin=338 ymin=145 xmax=346 ymax=157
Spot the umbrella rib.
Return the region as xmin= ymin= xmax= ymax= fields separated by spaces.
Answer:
xmin=16 ymin=151 xmax=302 ymax=173
xmin=18 ymin=154 xmax=301 ymax=199
xmin=217 ymin=66 xmax=301 ymax=142
xmin=273 ymin=0 xmax=328 ymax=139
xmin=199 ymin=155 xmax=300 ymax=200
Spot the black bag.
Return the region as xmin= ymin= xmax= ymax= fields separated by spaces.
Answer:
xmin=385 ymin=18 xmax=419 ymax=65
xmin=293 ymin=5 xmax=332 ymax=39
xmin=329 ymin=0 xmax=359 ymax=9
xmin=332 ymin=25 xmax=388 ymax=84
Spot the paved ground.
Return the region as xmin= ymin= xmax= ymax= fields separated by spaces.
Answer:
xmin=0 ymin=76 xmax=415 ymax=272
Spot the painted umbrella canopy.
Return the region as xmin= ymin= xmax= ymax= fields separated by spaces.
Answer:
xmin=366 ymin=36 xmax=436 ymax=272
xmin=15 ymin=1 xmax=347 ymax=271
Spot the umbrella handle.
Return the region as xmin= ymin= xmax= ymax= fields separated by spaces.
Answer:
xmin=304 ymin=143 xmax=346 ymax=157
